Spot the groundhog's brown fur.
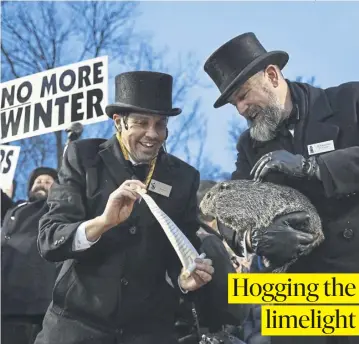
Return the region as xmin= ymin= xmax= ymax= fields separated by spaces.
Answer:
xmin=199 ymin=180 xmax=324 ymax=272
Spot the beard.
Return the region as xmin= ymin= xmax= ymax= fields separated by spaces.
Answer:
xmin=29 ymin=186 xmax=48 ymax=202
xmin=130 ymin=148 xmax=159 ymax=164
xmin=128 ymin=139 xmax=163 ymax=164
xmin=248 ymin=105 xmax=283 ymax=142
xmin=246 ymin=91 xmax=286 ymax=142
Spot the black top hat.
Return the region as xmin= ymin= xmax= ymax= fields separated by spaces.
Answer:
xmin=204 ymin=32 xmax=289 ymax=108
xmin=105 ymin=71 xmax=182 ymax=118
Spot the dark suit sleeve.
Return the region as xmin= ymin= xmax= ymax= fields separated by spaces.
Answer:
xmin=317 ymin=146 xmax=359 ymax=197
xmin=38 ymin=142 xmax=90 ymax=262
xmin=166 ymin=170 xmax=201 ymax=293
xmin=231 ymin=134 xmax=252 ymax=180
xmin=316 ymin=86 xmax=359 ymax=198
xmin=1 ymin=189 xmax=14 ymax=224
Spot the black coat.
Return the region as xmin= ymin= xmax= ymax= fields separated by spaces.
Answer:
xmin=37 ymin=136 xmax=201 ymax=340
xmin=231 ymin=81 xmax=359 ymax=344
xmin=1 ymin=192 xmax=58 ymax=316
xmin=196 ymin=223 xmax=249 ymax=330
xmin=1 ymin=192 xmax=14 ymax=225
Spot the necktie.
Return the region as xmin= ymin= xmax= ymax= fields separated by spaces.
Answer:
xmin=131 ymin=163 xmax=149 ymax=181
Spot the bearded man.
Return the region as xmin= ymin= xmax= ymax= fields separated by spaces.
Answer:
xmin=204 ymin=32 xmax=359 ymax=344
xmin=1 ymin=167 xmax=58 ymax=344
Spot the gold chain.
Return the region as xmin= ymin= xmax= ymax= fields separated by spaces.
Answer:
xmin=116 ymin=132 xmax=157 ymax=188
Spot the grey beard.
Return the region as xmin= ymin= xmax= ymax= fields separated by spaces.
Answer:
xmin=249 ymin=106 xmax=285 ymax=142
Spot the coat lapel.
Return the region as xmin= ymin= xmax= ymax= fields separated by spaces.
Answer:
xmin=98 ymin=135 xmax=133 ymax=187
xmin=149 ymin=152 xmax=173 ymax=188
xmin=302 ymin=86 xmax=339 ymax=158
xmin=98 ymin=139 xmax=176 ymax=227
xmin=132 ymin=154 xmax=173 ymax=229
xmin=252 ymin=134 xmax=294 ymax=164
xmin=131 ymin=151 xmax=179 ymax=229
xmin=145 ymin=151 xmax=176 ymax=207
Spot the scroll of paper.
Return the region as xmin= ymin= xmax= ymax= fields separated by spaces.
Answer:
xmin=136 ymin=188 xmax=205 ymax=278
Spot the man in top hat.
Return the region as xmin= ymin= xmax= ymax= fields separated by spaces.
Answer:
xmin=1 ymin=167 xmax=58 ymax=344
xmin=35 ymin=71 xmax=214 ymax=344
xmin=204 ymin=32 xmax=359 ymax=344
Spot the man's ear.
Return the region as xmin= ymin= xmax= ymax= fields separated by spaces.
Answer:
xmin=113 ymin=114 xmax=122 ymax=131
xmin=264 ymin=64 xmax=280 ymax=88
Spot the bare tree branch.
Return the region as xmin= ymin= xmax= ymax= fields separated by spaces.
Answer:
xmin=1 ymin=43 xmax=19 ymax=79
xmin=1 ymin=1 xmax=222 ymax=199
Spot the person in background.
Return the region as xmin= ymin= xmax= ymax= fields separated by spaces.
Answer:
xmin=1 ymin=167 xmax=58 ymax=344
xmin=1 ymin=180 xmax=23 ymax=226
xmin=3 ymin=179 xmax=17 ymax=199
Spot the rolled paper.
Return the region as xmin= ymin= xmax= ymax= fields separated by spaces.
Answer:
xmin=135 ymin=187 xmax=202 ymax=278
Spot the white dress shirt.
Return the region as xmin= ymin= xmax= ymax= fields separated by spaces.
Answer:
xmin=72 ymin=221 xmax=99 ymax=251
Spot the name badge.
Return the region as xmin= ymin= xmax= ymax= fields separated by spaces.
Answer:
xmin=148 ymin=179 xmax=172 ymax=197
xmin=307 ymin=140 xmax=335 ymax=155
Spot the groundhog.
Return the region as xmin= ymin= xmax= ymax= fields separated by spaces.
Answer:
xmin=199 ymin=180 xmax=324 ymax=272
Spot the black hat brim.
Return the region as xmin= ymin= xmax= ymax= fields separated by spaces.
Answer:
xmin=213 ymin=50 xmax=289 ymax=108
xmin=105 ymin=103 xmax=182 ymax=118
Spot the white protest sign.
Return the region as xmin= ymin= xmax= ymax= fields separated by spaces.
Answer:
xmin=0 ymin=56 xmax=109 ymax=143
xmin=0 ymin=145 xmax=20 ymax=189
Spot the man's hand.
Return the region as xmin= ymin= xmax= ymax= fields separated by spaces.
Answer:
xmin=85 ymin=180 xmax=147 ymax=242
xmin=101 ymin=179 xmax=147 ymax=228
xmin=250 ymin=150 xmax=319 ymax=182
xmin=179 ymin=257 xmax=214 ymax=292
xmin=248 ymin=212 xmax=315 ymax=267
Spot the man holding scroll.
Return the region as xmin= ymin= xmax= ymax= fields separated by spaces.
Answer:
xmin=35 ymin=71 xmax=214 ymax=344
